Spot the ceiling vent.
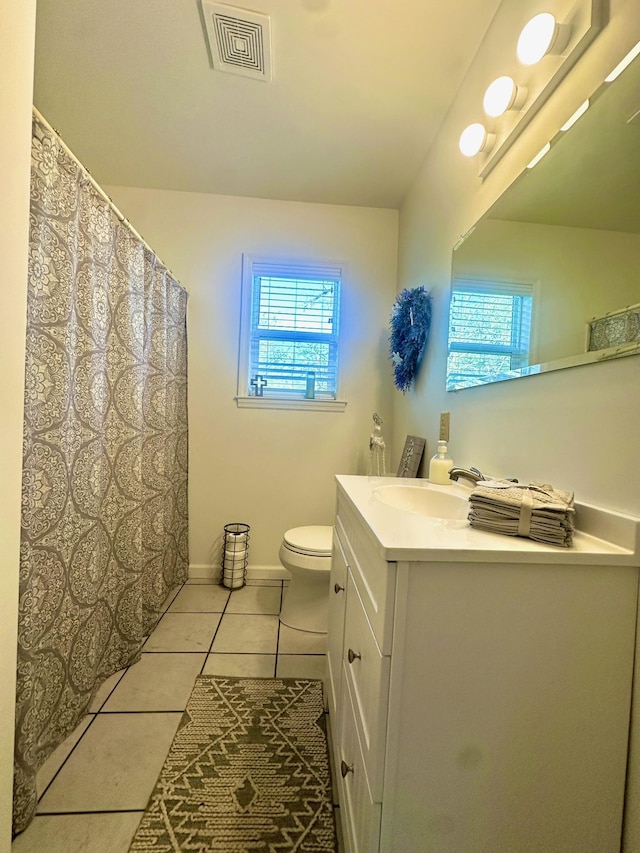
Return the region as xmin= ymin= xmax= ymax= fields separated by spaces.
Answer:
xmin=201 ymin=1 xmax=272 ymax=82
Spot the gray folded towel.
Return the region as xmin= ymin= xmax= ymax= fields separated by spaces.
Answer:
xmin=468 ymin=480 xmax=575 ymax=547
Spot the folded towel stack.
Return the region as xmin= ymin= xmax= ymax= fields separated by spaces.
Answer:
xmin=468 ymin=480 xmax=575 ymax=547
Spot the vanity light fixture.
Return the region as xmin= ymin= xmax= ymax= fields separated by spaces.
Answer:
xmin=458 ymin=123 xmax=495 ymax=157
xmin=526 ymin=141 xmax=551 ymax=169
xmin=459 ymin=0 xmax=604 ymax=175
xmin=604 ymin=39 xmax=640 ymax=82
xmin=560 ymin=98 xmax=589 ymax=131
xmin=516 ymin=12 xmax=571 ymax=66
xmin=483 ymin=76 xmax=528 ymax=118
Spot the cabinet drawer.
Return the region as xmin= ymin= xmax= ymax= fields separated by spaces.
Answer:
xmin=336 ymin=497 xmax=396 ymax=655
xmin=327 ymin=527 xmax=349 ymax=721
xmin=343 ymin=574 xmax=390 ymax=802
xmin=338 ymin=669 xmax=382 ymax=853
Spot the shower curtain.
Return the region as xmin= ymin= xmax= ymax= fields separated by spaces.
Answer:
xmin=13 ymin=114 xmax=189 ymax=834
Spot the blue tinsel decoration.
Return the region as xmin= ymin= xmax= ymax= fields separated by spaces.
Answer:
xmin=389 ymin=286 xmax=432 ymax=392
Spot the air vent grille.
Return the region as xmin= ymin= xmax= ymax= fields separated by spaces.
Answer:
xmin=201 ymin=1 xmax=272 ymax=81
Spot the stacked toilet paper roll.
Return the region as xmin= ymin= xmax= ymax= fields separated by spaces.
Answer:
xmin=221 ymin=524 xmax=249 ymax=589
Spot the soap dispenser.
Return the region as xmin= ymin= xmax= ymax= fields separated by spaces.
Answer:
xmin=429 ymin=440 xmax=453 ymax=486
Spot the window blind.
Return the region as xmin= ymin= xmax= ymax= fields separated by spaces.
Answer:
xmin=248 ymin=267 xmax=341 ymax=397
xmin=447 ymin=279 xmax=533 ymax=389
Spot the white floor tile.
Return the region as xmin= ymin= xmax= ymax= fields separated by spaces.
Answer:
xmin=225 ymin=584 xmax=282 ymax=615
xmin=143 ymin=612 xmax=221 ymax=652
xmin=12 ymin=812 xmax=143 ymax=853
xmin=161 ymin=585 xmax=181 ymax=611
xmin=211 ymin=614 xmax=279 ymax=654
xmin=275 ymin=654 xmax=327 ymax=680
xmin=37 ymin=712 xmax=181 ymax=813
xmin=89 ymin=669 xmax=127 ymax=712
xmin=102 ymin=653 xmax=206 ymax=711
xmin=278 ymin=623 xmax=327 ymax=655
xmin=169 ymin=584 xmax=230 ymax=613
xmin=202 ymin=653 xmax=276 ymax=678
xmin=36 ymin=716 xmax=93 ymax=796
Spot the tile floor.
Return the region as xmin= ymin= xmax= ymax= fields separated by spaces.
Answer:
xmin=12 ymin=578 xmax=343 ymax=853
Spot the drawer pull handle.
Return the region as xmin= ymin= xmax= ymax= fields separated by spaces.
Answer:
xmin=347 ymin=648 xmax=361 ymax=664
xmin=334 ymin=583 xmax=345 ymax=594
xmin=340 ymin=759 xmax=354 ymax=778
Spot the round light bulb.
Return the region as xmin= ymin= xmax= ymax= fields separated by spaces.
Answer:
xmin=517 ymin=13 xmax=557 ymax=65
xmin=483 ymin=76 xmax=517 ymax=117
xmin=459 ymin=123 xmax=488 ymax=157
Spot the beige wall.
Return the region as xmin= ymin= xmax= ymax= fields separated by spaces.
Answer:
xmin=106 ymin=187 xmax=398 ymax=571
xmin=1 ymin=1 xmax=36 ymax=848
xmin=395 ymin=0 xmax=640 ymax=848
xmin=455 ymin=219 xmax=640 ymax=364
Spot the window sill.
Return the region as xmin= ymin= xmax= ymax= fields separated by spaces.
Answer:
xmin=235 ymin=396 xmax=347 ymax=412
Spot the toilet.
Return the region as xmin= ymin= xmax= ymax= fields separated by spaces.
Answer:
xmin=278 ymin=525 xmax=333 ymax=634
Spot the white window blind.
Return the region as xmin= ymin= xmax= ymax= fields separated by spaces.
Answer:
xmin=238 ymin=257 xmax=342 ymax=403
xmin=447 ymin=279 xmax=534 ymax=390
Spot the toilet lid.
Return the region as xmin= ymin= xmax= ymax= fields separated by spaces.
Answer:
xmin=283 ymin=525 xmax=333 ymax=556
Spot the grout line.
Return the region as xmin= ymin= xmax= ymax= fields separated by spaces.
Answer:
xmin=37 ymin=713 xmax=100 ymax=803
xmin=36 ymin=808 xmax=145 ymax=817
xmin=94 ymin=710 xmax=184 ymax=716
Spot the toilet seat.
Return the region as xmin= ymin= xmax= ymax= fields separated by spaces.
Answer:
xmin=282 ymin=525 xmax=332 ymax=557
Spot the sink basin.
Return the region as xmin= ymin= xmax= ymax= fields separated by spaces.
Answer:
xmin=373 ymin=484 xmax=469 ymax=520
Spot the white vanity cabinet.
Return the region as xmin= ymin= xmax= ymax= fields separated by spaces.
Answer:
xmin=327 ymin=477 xmax=640 ymax=853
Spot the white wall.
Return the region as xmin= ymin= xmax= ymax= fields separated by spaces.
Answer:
xmin=105 ymin=187 xmax=398 ymax=572
xmin=0 ymin=2 xmax=36 ymax=848
xmin=394 ymin=0 xmax=640 ymax=848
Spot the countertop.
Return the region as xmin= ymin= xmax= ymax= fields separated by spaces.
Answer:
xmin=335 ymin=475 xmax=640 ymax=565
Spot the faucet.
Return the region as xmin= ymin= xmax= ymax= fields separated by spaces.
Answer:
xmin=448 ymin=466 xmax=486 ymax=485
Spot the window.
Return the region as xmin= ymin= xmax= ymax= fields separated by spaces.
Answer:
xmin=446 ymin=278 xmax=534 ymax=390
xmin=237 ymin=256 xmax=344 ymax=410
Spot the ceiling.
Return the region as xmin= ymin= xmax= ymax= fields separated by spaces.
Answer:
xmin=33 ymin=0 xmax=502 ymax=209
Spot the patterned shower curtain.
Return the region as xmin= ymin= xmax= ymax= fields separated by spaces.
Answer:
xmin=13 ymin=114 xmax=189 ymax=834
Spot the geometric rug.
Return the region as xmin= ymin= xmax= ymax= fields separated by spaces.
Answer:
xmin=128 ymin=676 xmax=337 ymax=851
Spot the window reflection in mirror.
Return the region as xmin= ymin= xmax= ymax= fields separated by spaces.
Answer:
xmin=447 ymin=47 xmax=640 ymax=391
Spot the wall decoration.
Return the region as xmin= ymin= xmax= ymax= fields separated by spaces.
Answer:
xmin=397 ymin=435 xmax=426 ymax=478
xmin=368 ymin=412 xmax=386 ymax=475
xmin=587 ymin=302 xmax=640 ymax=351
xmin=389 ymin=286 xmax=432 ymax=392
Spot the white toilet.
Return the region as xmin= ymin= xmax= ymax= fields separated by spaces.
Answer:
xmin=278 ymin=525 xmax=333 ymax=634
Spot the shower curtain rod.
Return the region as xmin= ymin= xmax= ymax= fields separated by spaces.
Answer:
xmin=31 ymin=106 xmax=187 ymax=295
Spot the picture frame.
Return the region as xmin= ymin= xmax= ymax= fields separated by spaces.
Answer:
xmin=397 ymin=435 xmax=426 ymax=478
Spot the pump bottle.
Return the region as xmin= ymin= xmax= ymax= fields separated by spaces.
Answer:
xmin=428 ymin=440 xmax=453 ymax=486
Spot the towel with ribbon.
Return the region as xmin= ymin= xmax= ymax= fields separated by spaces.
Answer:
xmin=468 ymin=480 xmax=575 ymax=547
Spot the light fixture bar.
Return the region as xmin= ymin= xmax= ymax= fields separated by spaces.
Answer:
xmin=560 ymin=99 xmax=589 ymax=131
xmin=526 ymin=142 xmax=551 ymax=169
xmin=474 ymin=0 xmax=605 ymax=178
xmin=604 ymin=40 xmax=640 ymax=82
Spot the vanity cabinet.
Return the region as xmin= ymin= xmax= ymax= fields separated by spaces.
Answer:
xmin=327 ymin=482 xmax=639 ymax=853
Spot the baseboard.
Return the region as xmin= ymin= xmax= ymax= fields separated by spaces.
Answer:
xmin=188 ymin=563 xmax=290 ymax=582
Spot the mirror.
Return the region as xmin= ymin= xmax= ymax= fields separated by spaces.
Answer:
xmin=447 ymin=49 xmax=640 ymax=391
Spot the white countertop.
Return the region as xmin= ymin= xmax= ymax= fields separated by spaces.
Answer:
xmin=335 ymin=475 xmax=640 ymax=565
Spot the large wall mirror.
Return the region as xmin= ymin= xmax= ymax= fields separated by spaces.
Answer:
xmin=447 ymin=49 xmax=640 ymax=391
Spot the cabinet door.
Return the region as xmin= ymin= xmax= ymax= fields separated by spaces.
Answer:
xmin=338 ymin=669 xmax=382 ymax=853
xmin=343 ymin=575 xmax=390 ymax=801
xmin=327 ymin=526 xmax=349 ymax=722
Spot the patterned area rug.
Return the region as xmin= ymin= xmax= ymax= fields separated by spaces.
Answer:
xmin=129 ymin=676 xmax=337 ymax=851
